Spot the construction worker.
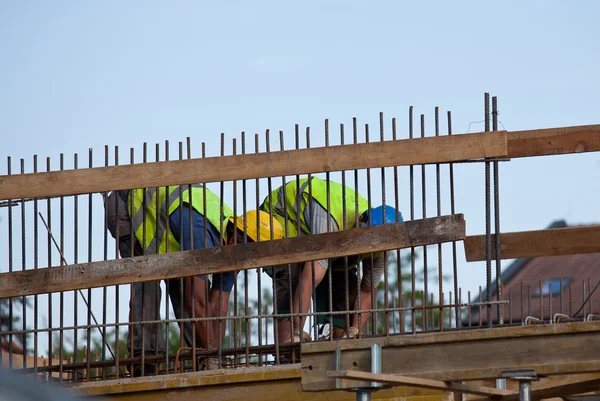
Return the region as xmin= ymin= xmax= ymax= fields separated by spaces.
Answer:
xmin=106 ymin=185 xmax=284 ymax=374
xmin=260 ymin=176 xmax=402 ymax=345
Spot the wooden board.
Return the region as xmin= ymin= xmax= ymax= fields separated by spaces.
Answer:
xmin=301 ymin=321 xmax=600 ymax=392
xmin=1 ymin=350 xmax=71 ymax=379
xmin=463 ymin=225 xmax=600 ymax=262
xmin=326 ymin=370 xmax=513 ymax=397
xmin=472 ymin=377 xmax=600 ymax=401
xmin=0 ymin=131 xmax=507 ymax=200
xmin=0 ymin=215 xmax=465 ymax=298
xmin=67 ymin=364 xmax=444 ymax=401
xmin=507 ymin=124 xmax=600 ymax=158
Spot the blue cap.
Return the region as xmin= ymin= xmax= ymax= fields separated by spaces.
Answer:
xmin=368 ymin=205 xmax=403 ymax=226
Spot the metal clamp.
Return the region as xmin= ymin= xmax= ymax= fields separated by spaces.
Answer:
xmin=334 ymin=343 xmax=384 ymax=401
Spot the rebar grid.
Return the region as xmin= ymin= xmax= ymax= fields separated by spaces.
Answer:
xmin=0 ymin=99 xmax=597 ymax=383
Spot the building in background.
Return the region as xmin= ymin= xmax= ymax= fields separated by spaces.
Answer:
xmin=466 ymin=220 xmax=600 ymax=326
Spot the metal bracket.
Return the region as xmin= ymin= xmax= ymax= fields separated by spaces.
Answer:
xmin=334 ymin=343 xmax=385 ymax=400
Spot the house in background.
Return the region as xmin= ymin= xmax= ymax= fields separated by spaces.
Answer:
xmin=465 ymin=220 xmax=600 ymax=326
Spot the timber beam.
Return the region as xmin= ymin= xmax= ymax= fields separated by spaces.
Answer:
xmin=472 ymin=377 xmax=600 ymax=401
xmin=301 ymin=321 xmax=600 ymax=392
xmin=0 ymin=214 xmax=465 ymax=298
xmin=67 ymin=365 xmax=445 ymax=401
xmin=326 ymin=370 xmax=514 ymax=397
xmin=507 ymin=124 xmax=600 ymax=158
xmin=0 ymin=130 xmax=508 ymax=200
xmin=464 ymin=225 xmax=600 ymax=262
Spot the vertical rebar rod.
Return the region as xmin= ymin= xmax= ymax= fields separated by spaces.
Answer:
xmin=539 ymin=281 xmax=543 ymax=319
xmin=420 ymin=115 xmax=427 ymax=332
xmin=33 ymin=155 xmax=38 ymax=376
xmin=292 ymin=126 xmax=301 ymax=349
xmin=73 ymin=153 xmax=79 ymax=373
xmin=163 ymin=140 xmax=170 ymax=372
xmin=468 ymin=291 xmax=472 ymax=328
xmin=589 ymin=277 xmax=593 ymax=315
xmin=479 ymin=286 xmax=483 ymax=327
xmin=340 ymin=123 xmax=351 ymax=337
xmin=86 ymin=149 xmax=93 ymax=379
xmin=549 ymin=282 xmax=553 ymax=320
xmin=114 ymin=145 xmax=123 ymax=376
xmin=569 ymin=282 xmax=572 ymax=316
xmin=217 ymin=134 xmax=226 ymax=366
xmin=447 ymin=111 xmax=460 ymax=329
xmin=152 ymin=142 xmax=161 ymax=376
xmin=242 ymin=132 xmax=252 ymax=356
xmin=408 ymin=107 xmax=416 ymax=334
xmin=435 ymin=107 xmax=443 ymax=331
xmin=484 ymin=92 xmax=493 ymax=328
xmin=352 ymin=118 xmax=363 ymax=336
xmin=59 ymin=153 xmax=65 ymax=380
xmin=19 ymin=159 xmax=27 ymax=367
xmin=379 ymin=112 xmax=390 ymax=336
xmin=102 ymin=146 xmax=109 ymax=379
xmin=528 ymin=285 xmax=532 ymax=317
xmin=270 ymin=129 xmax=281 ymax=362
xmin=559 ymin=278 xmax=564 ymax=314
xmin=492 ymin=96 xmax=503 ymax=324
xmin=5 ymin=156 xmax=13 ymax=369
xmin=240 ymin=135 xmax=249 ymax=364
xmin=128 ymin=147 xmax=135 ymax=376
xmin=520 ymin=282 xmax=524 ymax=324
xmin=391 ymin=118 xmax=403 ymax=334
xmin=364 ymin=123 xmax=377 ymax=333
xmin=200 ymin=141 xmax=209 ymax=362
xmin=325 ymin=119 xmax=334 ymax=337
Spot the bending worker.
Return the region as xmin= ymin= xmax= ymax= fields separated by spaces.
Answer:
xmin=261 ymin=176 xmax=402 ymax=343
xmin=106 ymin=184 xmax=283 ymax=373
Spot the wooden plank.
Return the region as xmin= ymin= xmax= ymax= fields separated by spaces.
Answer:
xmin=0 ymin=214 xmax=465 ymax=298
xmin=472 ymin=378 xmax=600 ymax=401
xmin=301 ymin=321 xmax=600 ymax=392
xmin=507 ymin=124 xmax=600 ymax=158
xmin=463 ymin=225 xmax=600 ymax=262
xmin=68 ymin=364 xmax=444 ymax=401
xmin=1 ymin=350 xmax=71 ymax=379
xmin=0 ymin=131 xmax=507 ymax=200
xmin=326 ymin=370 xmax=514 ymax=397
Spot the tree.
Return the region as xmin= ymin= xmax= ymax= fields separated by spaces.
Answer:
xmin=1 ymin=297 xmax=29 ymax=354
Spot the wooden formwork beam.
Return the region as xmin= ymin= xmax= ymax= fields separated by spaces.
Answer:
xmin=67 ymin=365 xmax=444 ymax=400
xmin=326 ymin=370 xmax=513 ymax=397
xmin=473 ymin=377 xmax=600 ymax=401
xmin=463 ymin=225 xmax=600 ymax=262
xmin=507 ymin=124 xmax=600 ymax=158
xmin=0 ymin=131 xmax=507 ymax=200
xmin=300 ymin=321 xmax=600 ymax=392
xmin=0 ymin=214 xmax=465 ymax=298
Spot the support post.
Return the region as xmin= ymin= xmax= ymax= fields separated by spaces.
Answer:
xmin=502 ymin=369 xmax=539 ymax=401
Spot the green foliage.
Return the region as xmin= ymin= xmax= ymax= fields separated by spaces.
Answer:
xmin=0 ymin=297 xmax=30 ymax=353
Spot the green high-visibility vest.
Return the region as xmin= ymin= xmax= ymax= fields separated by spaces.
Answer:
xmin=128 ymin=185 xmax=233 ymax=254
xmin=261 ymin=177 xmax=372 ymax=272
xmin=262 ymin=177 xmax=370 ymax=237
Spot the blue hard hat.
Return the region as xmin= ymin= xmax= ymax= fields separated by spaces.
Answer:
xmin=368 ymin=205 xmax=403 ymax=226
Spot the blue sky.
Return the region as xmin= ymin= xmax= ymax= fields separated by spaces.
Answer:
xmin=1 ymin=1 xmax=599 ymax=343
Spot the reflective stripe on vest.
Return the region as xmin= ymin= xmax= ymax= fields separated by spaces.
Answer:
xmin=128 ymin=185 xmax=233 ymax=254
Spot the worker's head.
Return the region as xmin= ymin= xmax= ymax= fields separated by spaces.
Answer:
xmin=226 ymin=210 xmax=284 ymax=245
xmin=359 ymin=205 xmax=403 ymax=227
